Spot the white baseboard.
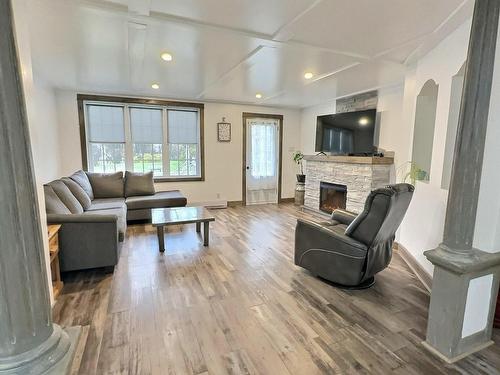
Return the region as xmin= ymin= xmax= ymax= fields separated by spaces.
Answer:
xmin=187 ymin=200 xmax=228 ymax=208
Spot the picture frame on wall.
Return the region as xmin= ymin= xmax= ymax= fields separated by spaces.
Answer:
xmin=217 ymin=118 xmax=231 ymax=142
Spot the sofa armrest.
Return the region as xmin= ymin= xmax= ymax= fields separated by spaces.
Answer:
xmin=46 ymin=214 xmax=119 ymax=272
xmin=331 ymin=209 xmax=358 ymax=226
xmin=47 ymin=213 xmax=118 ymax=224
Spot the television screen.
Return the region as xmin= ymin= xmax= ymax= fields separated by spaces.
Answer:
xmin=315 ymin=109 xmax=377 ymax=155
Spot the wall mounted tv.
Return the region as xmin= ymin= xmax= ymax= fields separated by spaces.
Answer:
xmin=315 ymin=109 xmax=377 ymax=155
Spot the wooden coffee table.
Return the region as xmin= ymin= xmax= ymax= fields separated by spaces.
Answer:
xmin=151 ymin=206 xmax=215 ymax=252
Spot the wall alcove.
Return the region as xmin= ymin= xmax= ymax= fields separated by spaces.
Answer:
xmin=412 ymin=79 xmax=439 ymax=183
xmin=441 ymin=62 xmax=466 ymax=190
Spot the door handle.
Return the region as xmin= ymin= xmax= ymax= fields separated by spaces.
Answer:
xmin=246 ymin=166 xmax=250 ymax=170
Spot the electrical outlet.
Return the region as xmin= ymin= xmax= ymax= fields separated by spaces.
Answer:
xmin=216 ymin=193 xmax=221 ymax=199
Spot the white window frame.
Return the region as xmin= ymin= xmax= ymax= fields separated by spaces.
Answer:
xmin=82 ymin=98 xmax=203 ymax=181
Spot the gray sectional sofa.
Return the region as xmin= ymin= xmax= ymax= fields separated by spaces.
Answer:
xmin=44 ymin=170 xmax=187 ymax=272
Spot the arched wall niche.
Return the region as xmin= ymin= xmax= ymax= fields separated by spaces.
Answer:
xmin=441 ymin=62 xmax=466 ymax=190
xmin=411 ymin=79 xmax=439 ymax=183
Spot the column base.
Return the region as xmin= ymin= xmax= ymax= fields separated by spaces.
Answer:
xmin=0 ymin=325 xmax=81 ymax=375
xmin=45 ymin=326 xmax=82 ymax=375
xmin=423 ymin=244 xmax=500 ymax=363
xmin=422 ymin=339 xmax=494 ymax=364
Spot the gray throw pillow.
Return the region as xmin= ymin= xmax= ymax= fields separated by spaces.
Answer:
xmin=124 ymin=171 xmax=155 ymax=197
xmin=70 ymin=170 xmax=94 ymax=200
xmin=87 ymin=171 xmax=124 ymax=198
xmin=44 ymin=185 xmax=71 ymax=215
xmin=48 ymin=180 xmax=84 ymax=214
xmin=61 ymin=177 xmax=92 ymax=210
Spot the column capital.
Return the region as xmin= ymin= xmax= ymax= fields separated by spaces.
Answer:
xmin=425 ymin=244 xmax=500 ymax=274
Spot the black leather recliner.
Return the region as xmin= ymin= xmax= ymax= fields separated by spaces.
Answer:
xmin=294 ymin=183 xmax=414 ymax=288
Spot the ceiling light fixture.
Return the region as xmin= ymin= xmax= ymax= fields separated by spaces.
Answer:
xmin=304 ymin=72 xmax=314 ymax=80
xmin=359 ymin=117 xmax=369 ymax=125
xmin=151 ymin=83 xmax=160 ymax=89
xmin=255 ymin=93 xmax=262 ymax=99
xmin=161 ymin=52 xmax=173 ymax=61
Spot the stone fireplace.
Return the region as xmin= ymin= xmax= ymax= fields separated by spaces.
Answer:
xmin=304 ymin=155 xmax=393 ymax=214
xmin=319 ymin=182 xmax=347 ymax=214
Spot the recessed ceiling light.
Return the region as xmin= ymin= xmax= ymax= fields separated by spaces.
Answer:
xmin=151 ymin=83 xmax=160 ymax=89
xmin=359 ymin=117 xmax=369 ymax=125
xmin=255 ymin=93 xmax=262 ymax=99
xmin=161 ymin=52 xmax=173 ymax=61
xmin=304 ymin=72 xmax=314 ymax=80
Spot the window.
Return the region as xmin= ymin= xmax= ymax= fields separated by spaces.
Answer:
xmin=167 ymin=110 xmax=199 ymax=177
xmin=86 ymin=105 xmax=126 ymax=173
xmin=130 ymin=107 xmax=163 ymax=176
xmin=80 ymin=95 xmax=204 ymax=181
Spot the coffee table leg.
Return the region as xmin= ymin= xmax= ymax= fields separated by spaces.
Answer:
xmin=203 ymin=221 xmax=209 ymax=246
xmin=196 ymin=222 xmax=201 ymax=233
xmin=157 ymin=226 xmax=165 ymax=252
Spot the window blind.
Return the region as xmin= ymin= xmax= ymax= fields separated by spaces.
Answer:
xmin=167 ymin=110 xmax=198 ymax=144
xmin=87 ymin=105 xmax=125 ymax=142
xmin=130 ymin=107 xmax=163 ymax=143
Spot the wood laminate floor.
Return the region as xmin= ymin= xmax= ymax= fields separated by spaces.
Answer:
xmin=54 ymin=204 xmax=500 ymax=375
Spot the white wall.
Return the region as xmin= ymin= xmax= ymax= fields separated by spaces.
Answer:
xmin=55 ymin=90 xmax=302 ymax=203
xmin=13 ymin=0 xmax=63 ymax=304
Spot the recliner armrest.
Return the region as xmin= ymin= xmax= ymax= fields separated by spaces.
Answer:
xmin=331 ymin=209 xmax=358 ymax=226
xmin=296 ymin=219 xmax=367 ymax=251
xmin=46 ymin=213 xmax=118 ymax=224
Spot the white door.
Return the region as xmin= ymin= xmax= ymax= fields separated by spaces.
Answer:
xmin=246 ymin=117 xmax=280 ymax=205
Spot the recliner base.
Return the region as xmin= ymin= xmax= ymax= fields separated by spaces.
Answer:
xmin=318 ymin=276 xmax=375 ymax=290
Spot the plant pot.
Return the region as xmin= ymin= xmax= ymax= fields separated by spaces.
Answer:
xmin=296 ymin=174 xmax=306 ymax=183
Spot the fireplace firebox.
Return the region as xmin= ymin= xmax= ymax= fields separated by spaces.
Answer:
xmin=319 ymin=182 xmax=347 ymax=214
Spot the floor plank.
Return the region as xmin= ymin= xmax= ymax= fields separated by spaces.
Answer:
xmin=54 ymin=204 xmax=500 ymax=374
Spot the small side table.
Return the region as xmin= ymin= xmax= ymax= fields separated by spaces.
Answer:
xmin=48 ymin=224 xmax=63 ymax=299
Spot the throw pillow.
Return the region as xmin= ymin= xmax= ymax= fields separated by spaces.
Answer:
xmin=70 ymin=170 xmax=94 ymax=200
xmin=124 ymin=171 xmax=155 ymax=197
xmin=87 ymin=171 xmax=125 ymax=198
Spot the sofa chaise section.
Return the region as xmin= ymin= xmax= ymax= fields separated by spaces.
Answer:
xmin=126 ymin=190 xmax=187 ymax=220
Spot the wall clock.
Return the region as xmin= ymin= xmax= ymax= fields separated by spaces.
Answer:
xmin=217 ymin=118 xmax=231 ymax=142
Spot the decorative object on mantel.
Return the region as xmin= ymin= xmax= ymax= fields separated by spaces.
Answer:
xmin=293 ymin=151 xmax=305 ymax=183
xmin=217 ymin=117 xmax=231 ymax=142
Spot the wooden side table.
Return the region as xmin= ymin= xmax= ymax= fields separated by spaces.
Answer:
xmin=47 ymin=224 xmax=63 ymax=299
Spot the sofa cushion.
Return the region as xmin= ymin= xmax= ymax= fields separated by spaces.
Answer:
xmin=44 ymin=185 xmax=71 ymax=215
xmin=87 ymin=172 xmax=124 ymax=199
xmin=61 ymin=177 xmax=92 ymax=210
xmin=86 ymin=198 xmax=126 ymax=212
xmin=48 ymin=180 xmax=84 ymax=214
xmin=83 ymin=207 xmax=126 ymax=241
xmin=70 ymin=170 xmax=94 ymax=200
xmin=125 ymin=190 xmax=187 ymax=210
xmin=124 ymin=171 xmax=155 ymax=197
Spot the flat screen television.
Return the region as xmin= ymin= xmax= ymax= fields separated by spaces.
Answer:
xmin=315 ymin=109 xmax=377 ymax=155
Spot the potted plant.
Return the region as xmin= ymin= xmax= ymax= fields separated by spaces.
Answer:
xmin=403 ymin=161 xmax=427 ymax=185
xmin=293 ymin=151 xmax=306 ymax=183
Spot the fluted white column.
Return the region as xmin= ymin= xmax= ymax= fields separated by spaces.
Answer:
xmin=0 ymin=1 xmax=78 ymax=374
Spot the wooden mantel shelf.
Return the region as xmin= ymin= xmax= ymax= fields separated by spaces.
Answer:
xmin=303 ymin=155 xmax=394 ymax=165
